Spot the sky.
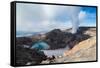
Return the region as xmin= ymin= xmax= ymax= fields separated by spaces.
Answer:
xmin=16 ymin=3 xmax=96 ymax=33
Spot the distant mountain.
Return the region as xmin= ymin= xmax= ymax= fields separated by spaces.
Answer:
xmin=16 ymin=31 xmax=46 ymax=37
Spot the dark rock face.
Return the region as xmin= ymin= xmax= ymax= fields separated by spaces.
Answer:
xmin=45 ymin=29 xmax=73 ymax=49
xmin=16 ymin=45 xmax=47 ymax=66
xmin=67 ymin=27 xmax=91 ymax=49
xmin=68 ymin=33 xmax=91 ymax=49
xmin=16 ymin=37 xmax=33 ymax=45
xmin=45 ymin=28 xmax=91 ymax=49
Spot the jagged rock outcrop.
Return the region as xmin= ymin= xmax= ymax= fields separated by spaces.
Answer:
xmin=45 ymin=29 xmax=73 ymax=49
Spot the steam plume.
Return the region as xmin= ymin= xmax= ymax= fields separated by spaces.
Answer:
xmin=69 ymin=7 xmax=81 ymax=33
xmin=42 ymin=5 xmax=81 ymax=33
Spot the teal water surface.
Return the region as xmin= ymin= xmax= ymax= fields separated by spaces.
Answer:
xmin=31 ymin=41 xmax=50 ymax=50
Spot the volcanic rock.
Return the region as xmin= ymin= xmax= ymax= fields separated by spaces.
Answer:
xmin=45 ymin=28 xmax=90 ymax=49
xmin=16 ymin=37 xmax=33 ymax=46
xmin=45 ymin=29 xmax=73 ymax=49
xmin=16 ymin=45 xmax=47 ymax=66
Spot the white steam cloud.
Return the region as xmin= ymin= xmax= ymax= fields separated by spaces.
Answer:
xmin=42 ymin=5 xmax=82 ymax=33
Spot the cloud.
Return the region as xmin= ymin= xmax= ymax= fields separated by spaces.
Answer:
xmin=16 ymin=3 xmax=95 ymax=33
xmin=79 ymin=10 xmax=96 ymax=27
xmin=79 ymin=11 xmax=86 ymax=21
xmin=16 ymin=3 xmax=75 ymax=32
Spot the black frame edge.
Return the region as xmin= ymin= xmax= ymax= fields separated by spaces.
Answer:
xmin=96 ymin=6 xmax=98 ymax=62
xmin=10 ymin=1 xmax=16 ymax=67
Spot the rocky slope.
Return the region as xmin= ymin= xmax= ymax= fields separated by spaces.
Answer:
xmin=63 ymin=27 xmax=96 ymax=62
xmin=16 ymin=27 xmax=97 ymax=65
xmin=41 ymin=36 xmax=96 ymax=64
xmin=41 ymin=27 xmax=97 ymax=64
